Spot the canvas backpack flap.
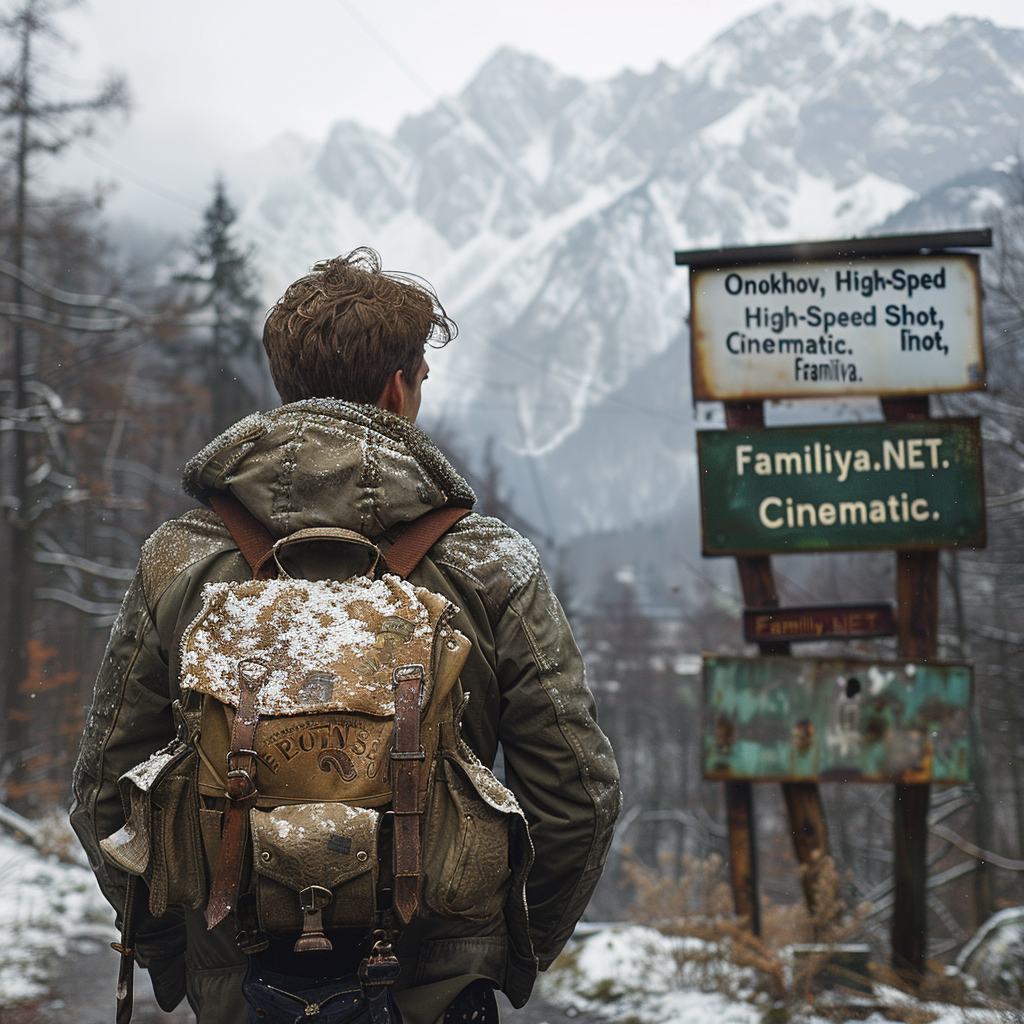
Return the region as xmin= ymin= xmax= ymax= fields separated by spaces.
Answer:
xmin=183 ymin=574 xmax=471 ymax=808
xmin=180 ymin=574 xmax=455 ymax=719
xmin=250 ymin=802 xmax=380 ymax=932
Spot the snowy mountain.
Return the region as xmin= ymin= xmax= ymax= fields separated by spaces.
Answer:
xmin=229 ymin=1 xmax=1023 ymax=539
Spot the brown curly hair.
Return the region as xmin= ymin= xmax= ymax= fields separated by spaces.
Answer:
xmin=262 ymin=248 xmax=457 ymax=404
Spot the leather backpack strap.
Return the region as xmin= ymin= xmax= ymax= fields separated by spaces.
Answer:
xmin=385 ymin=509 xmax=469 ymax=925
xmin=390 ymin=664 xmax=426 ymax=925
xmin=385 ymin=507 xmax=470 ymax=579
xmin=208 ymin=490 xmax=468 ymax=582
xmin=205 ymin=660 xmax=265 ymax=930
xmin=112 ymin=874 xmax=138 ymax=1024
xmin=207 ymin=490 xmax=275 ymax=580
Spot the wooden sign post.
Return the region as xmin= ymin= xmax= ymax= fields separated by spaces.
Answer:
xmin=886 ymin=395 xmax=938 ymax=979
xmin=677 ymin=229 xmax=991 ymax=981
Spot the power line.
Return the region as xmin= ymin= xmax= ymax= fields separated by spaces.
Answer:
xmin=335 ymin=0 xmax=438 ymax=105
xmin=333 ymin=0 xmax=534 ymax=193
xmin=71 ymin=139 xmax=205 ymax=212
xmin=332 ymin=1 xmax=684 ymax=442
xmin=463 ymin=343 xmax=691 ymax=427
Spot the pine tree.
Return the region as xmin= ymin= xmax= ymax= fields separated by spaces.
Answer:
xmin=177 ymin=177 xmax=264 ymax=437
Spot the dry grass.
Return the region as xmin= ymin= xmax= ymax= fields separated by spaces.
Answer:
xmin=869 ymin=959 xmax=1001 ymax=1015
xmin=620 ymin=846 xmax=869 ymax=944
xmin=619 ymin=847 xmax=871 ymax=1005
xmin=618 ymin=847 xmax=1021 ymax=1018
xmin=620 ymin=849 xmax=734 ymax=927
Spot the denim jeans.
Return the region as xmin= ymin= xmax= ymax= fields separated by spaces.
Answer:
xmin=241 ymin=960 xmax=401 ymax=1024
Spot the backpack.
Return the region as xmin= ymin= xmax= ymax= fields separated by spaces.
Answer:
xmin=100 ymin=492 xmax=534 ymax=1024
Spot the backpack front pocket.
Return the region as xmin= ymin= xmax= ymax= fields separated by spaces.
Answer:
xmin=250 ymin=802 xmax=380 ymax=934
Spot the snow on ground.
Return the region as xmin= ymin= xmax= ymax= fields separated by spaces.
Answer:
xmin=540 ymin=926 xmax=761 ymax=1022
xmin=0 ymin=828 xmax=1016 ymax=1022
xmin=0 ymin=827 xmax=115 ymax=1006
xmin=538 ymin=924 xmax=1012 ymax=1024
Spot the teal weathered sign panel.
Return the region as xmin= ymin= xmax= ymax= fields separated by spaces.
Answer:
xmin=703 ymin=655 xmax=972 ymax=784
xmin=698 ymin=418 xmax=985 ymax=555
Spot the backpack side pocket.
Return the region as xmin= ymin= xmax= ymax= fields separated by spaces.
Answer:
xmin=421 ymin=753 xmax=521 ymax=922
xmin=100 ymin=741 xmax=206 ymax=917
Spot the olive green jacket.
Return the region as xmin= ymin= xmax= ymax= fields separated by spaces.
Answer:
xmin=71 ymin=400 xmax=620 ymax=1020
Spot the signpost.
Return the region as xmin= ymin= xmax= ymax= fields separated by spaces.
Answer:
xmin=676 ymin=229 xmax=991 ymax=984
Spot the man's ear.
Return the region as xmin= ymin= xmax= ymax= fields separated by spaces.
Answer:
xmin=375 ymin=369 xmax=406 ymax=417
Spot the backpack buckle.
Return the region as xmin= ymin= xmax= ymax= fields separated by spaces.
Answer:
xmin=293 ymin=885 xmax=334 ymax=952
xmin=226 ymin=749 xmax=259 ymax=799
xmin=358 ymin=929 xmax=401 ymax=989
xmin=392 ymin=663 xmax=424 ymax=685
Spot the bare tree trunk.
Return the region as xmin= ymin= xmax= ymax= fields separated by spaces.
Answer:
xmin=3 ymin=10 xmax=35 ymax=781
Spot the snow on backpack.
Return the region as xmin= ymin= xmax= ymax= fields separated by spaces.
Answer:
xmin=100 ymin=492 xmax=533 ymax=1022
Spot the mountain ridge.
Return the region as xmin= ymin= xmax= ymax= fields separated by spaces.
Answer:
xmin=226 ymin=1 xmax=1019 ymax=538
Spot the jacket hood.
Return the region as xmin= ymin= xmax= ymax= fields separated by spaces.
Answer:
xmin=182 ymin=400 xmax=476 ymax=539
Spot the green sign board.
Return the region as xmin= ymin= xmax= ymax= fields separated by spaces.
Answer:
xmin=704 ymin=655 xmax=972 ymax=784
xmin=698 ymin=418 xmax=984 ymax=555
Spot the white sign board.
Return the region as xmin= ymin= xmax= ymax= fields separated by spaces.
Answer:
xmin=689 ymin=254 xmax=985 ymax=400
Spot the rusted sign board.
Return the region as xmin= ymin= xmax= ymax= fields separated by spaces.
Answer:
xmin=744 ymin=603 xmax=895 ymax=643
xmin=698 ymin=418 xmax=985 ymax=555
xmin=687 ymin=254 xmax=984 ymax=400
xmin=703 ymin=655 xmax=971 ymax=784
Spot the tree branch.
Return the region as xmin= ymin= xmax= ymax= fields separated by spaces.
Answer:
xmin=34 ymin=587 xmax=121 ymax=616
xmin=34 ymin=550 xmax=133 ymax=581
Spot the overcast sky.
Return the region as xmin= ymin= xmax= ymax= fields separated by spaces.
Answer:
xmin=35 ymin=0 xmax=1024 ymax=227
